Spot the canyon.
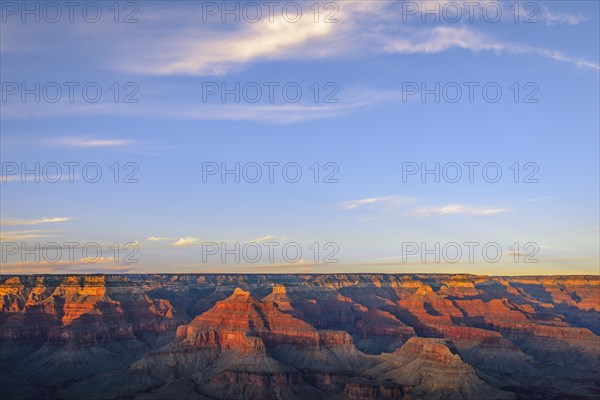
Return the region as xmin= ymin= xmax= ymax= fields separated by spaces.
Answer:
xmin=0 ymin=274 xmax=598 ymax=399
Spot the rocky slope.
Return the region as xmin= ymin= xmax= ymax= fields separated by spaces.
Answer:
xmin=0 ymin=274 xmax=598 ymax=399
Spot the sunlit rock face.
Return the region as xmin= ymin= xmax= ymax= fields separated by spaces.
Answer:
xmin=0 ymin=274 xmax=598 ymax=399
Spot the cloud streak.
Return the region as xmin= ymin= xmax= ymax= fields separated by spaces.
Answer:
xmin=380 ymin=26 xmax=599 ymax=71
xmin=123 ymin=8 xmax=337 ymax=76
xmin=337 ymin=196 xmax=509 ymax=220
xmin=408 ymin=204 xmax=509 ymax=217
xmin=338 ymin=196 xmax=417 ymax=211
xmin=0 ymin=230 xmax=61 ymax=241
xmin=147 ymin=236 xmax=175 ymax=242
xmin=2 ymin=217 xmax=72 ymax=226
xmin=118 ymin=4 xmax=598 ymax=76
xmin=52 ymin=137 xmax=136 ymax=148
xmin=0 ymin=258 xmax=137 ymax=274
xmin=172 ymin=236 xmax=203 ymax=247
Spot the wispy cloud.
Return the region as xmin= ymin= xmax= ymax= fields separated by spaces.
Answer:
xmin=2 ymin=217 xmax=72 ymax=226
xmin=147 ymin=236 xmax=175 ymax=242
xmin=0 ymin=230 xmax=61 ymax=241
xmin=408 ymin=0 xmax=587 ymax=27
xmin=246 ymin=235 xmax=276 ymax=243
xmin=0 ymin=100 xmax=364 ymax=124
xmin=380 ymin=26 xmax=599 ymax=71
xmin=408 ymin=204 xmax=509 ymax=217
xmin=44 ymin=136 xmax=174 ymax=155
xmin=123 ymin=7 xmax=339 ymax=76
xmin=52 ymin=137 xmax=136 ymax=148
xmin=0 ymin=175 xmax=21 ymax=184
xmin=337 ymin=195 xmax=509 ymax=220
xmin=172 ymin=236 xmax=203 ymax=247
xmin=527 ymin=196 xmax=551 ymax=203
xmin=1 ymin=2 xmax=596 ymax=126
xmin=1 ymin=173 xmax=80 ymax=184
xmin=337 ymin=195 xmax=417 ymax=211
xmin=164 ymin=102 xmax=359 ymax=124
xmin=120 ymin=4 xmax=598 ymax=75
xmin=0 ymin=258 xmax=137 ymax=274
xmin=541 ymin=6 xmax=587 ymax=26
xmin=2 ymin=13 xmax=597 ymax=124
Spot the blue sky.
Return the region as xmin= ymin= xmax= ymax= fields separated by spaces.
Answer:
xmin=1 ymin=0 xmax=598 ymax=275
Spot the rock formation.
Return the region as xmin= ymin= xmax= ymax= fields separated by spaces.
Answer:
xmin=0 ymin=273 xmax=598 ymax=399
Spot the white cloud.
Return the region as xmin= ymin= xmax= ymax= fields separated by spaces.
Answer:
xmin=408 ymin=204 xmax=509 ymax=217
xmin=381 ymin=26 xmax=503 ymax=54
xmin=0 ymin=258 xmax=136 ymax=274
xmin=120 ymin=3 xmax=598 ymax=76
xmin=0 ymin=100 xmax=365 ymax=124
xmin=0 ymin=175 xmax=21 ymax=183
xmin=381 ymin=26 xmax=599 ymax=71
xmin=247 ymin=235 xmax=276 ymax=243
xmin=1 ymin=173 xmax=80 ymax=184
xmin=124 ymin=11 xmax=337 ymax=76
xmin=388 ymin=0 xmax=587 ymax=27
xmin=52 ymin=137 xmax=135 ymax=147
xmin=337 ymin=196 xmax=509 ymax=219
xmin=0 ymin=230 xmax=60 ymax=240
xmin=147 ymin=236 xmax=174 ymax=242
xmin=166 ymin=102 xmax=360 ymax=124
xmin=338 ymin=198 xmax=383 ymax=210
xmin=2 ymin=217 xmax=72 ymax=226
xmin=45 ymin=136 xmax=172 ymax=155
xmin=172 ymin=236 xmax=203 ymax=246
xmin=541 ymin=7 xmax=586 ymax=26
xmin=337 ymin=195 xmax=417 ymax=211
xmin=246 ymin=234 xmax=291 ymax=243
xmin=2 ymin=2 xmax=596 ymax=126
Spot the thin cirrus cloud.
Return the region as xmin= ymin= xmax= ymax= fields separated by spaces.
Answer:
xmin=118 ymin=3 xmax=598 ymax=76
xmin=431 ymin=0 xmax=587 ymax=26
xmin=379 ymin=26 xmax=599 ymax=71
xmin=245 ymin=235 xmax=291 ymax=243
xmin=541 ymin=6 xmax=587 ymax=25
xmin=123 ymin=9 xmax=338 ymax=76
xmin=407 ymin=204 xmax=510 ymax=217
xmin=0 ymin=258 xmax=136 ymax=274
xmin=2 ymin=217 xmax=72 ymax=226
xmin=172 ymin=236 xmax=203 ymax=247
xmin=0 ymin=230 xmax=60 ymax=241
xmin=52 ymin=137 xmax=136 ymax=148
xmin=337 ymin=195 xmax=418 ymax=211
xmin=337 ymin=195 xmax=509 ymax=219
xmin=2 ymin=2 xmax=595 ymax=77
xmin=247 ymin=235 xmax=277 ymax=243
xmin=163 ymin=102 xmax=361 ymax=124
xmin=1 ymin=4 xmax=595 ymax=124
xmin=0 ymin=175 xmax=23 ymax=184
xmin=147 ymin=236 xmax=175 ymax=242
xmin=1 ymin=173 xmax=80 ymax=184
xmin=49 ymin=136 xmax=175 ymax=155
xmin=0 ymin=89 xmax=405 ymax=124
xmin=0 ymin=98 xmax=360 ymax=124
xmin=1 ymin=3 xmax=596 ymax=125
xmin=170 ymin=235 xmax=289 ymax=246
xmin=138 ymin=89 xmax=404 ymax=123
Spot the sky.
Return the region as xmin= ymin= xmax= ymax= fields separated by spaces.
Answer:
xmin=1 ymin=0 xmax=599 ymax=275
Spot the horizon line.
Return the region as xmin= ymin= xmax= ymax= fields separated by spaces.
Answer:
xmin=1 ymin=272 xmax=598 ymax=278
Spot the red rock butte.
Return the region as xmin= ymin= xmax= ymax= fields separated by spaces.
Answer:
xmin=0 ymin=273 xmax=598 ymax=400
